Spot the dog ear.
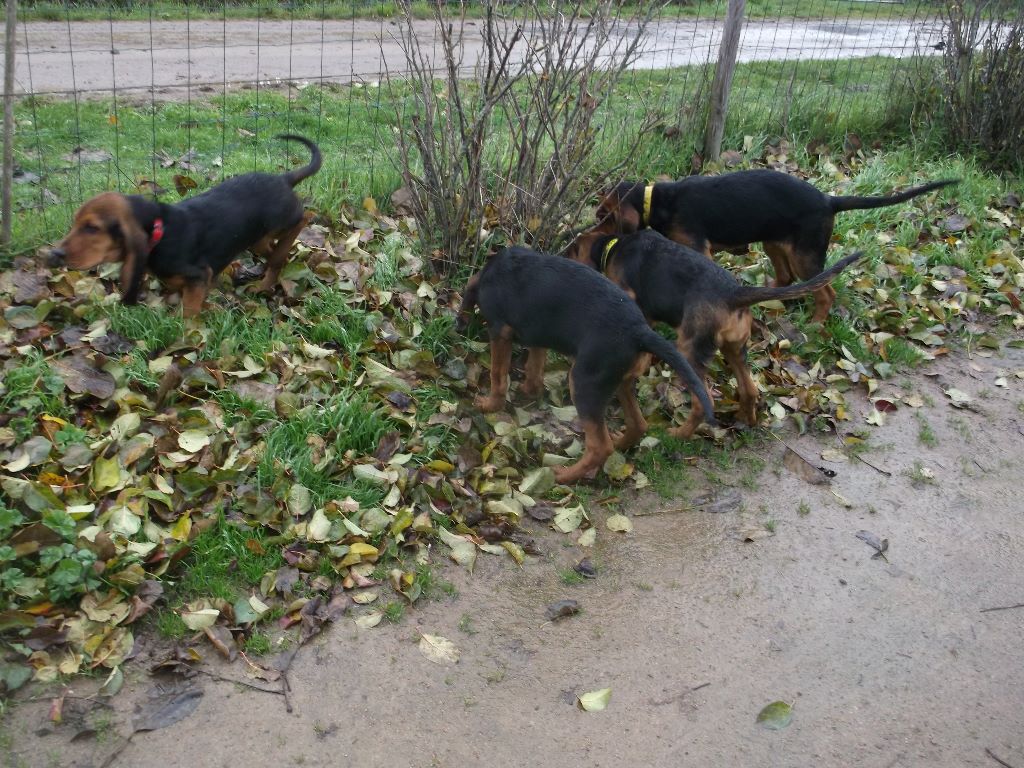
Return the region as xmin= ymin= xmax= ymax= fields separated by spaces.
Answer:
xmin=109 ymin=216 xmax=150 ymax=305
xmin=596 ymin=194 xmax=640 ymax=234
xmin=612 ymin=200 xmax=641 ymax=233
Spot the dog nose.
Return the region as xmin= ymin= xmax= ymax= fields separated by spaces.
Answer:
xmin=47 ymin=247 xmax=66 ymax=267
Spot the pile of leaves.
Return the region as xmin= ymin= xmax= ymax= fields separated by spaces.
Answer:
xmin=0 ymin=146 xmax=1020 ymax=694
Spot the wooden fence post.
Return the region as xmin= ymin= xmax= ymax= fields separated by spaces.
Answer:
xmin=2 ymin=0 xmax=17 ymax=249
xmin=703 ymin=0 xmax=745 ymax=163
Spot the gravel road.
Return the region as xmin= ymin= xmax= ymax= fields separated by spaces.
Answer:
xmin=5 ymin=16 xmax=942 ymax=100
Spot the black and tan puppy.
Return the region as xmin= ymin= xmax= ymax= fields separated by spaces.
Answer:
xmin=567 ymin=229 xmax=863 ymax=435
xmin=49 ymin=134 xmax=322 ymax=317
xmin=593 ymin=170 xmax=955 ymax=321
xmin=460 ymin=246 xmax=716 ymax=484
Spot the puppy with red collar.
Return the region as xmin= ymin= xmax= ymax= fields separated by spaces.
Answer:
xmin=49 ymin=134 xmax=321 ymax=316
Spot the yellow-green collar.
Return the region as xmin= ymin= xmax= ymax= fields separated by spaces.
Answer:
xmin=600 ymin=237 xmax=618 ymax=273
xmin=641 ymin=184 xmax=654 ymax=227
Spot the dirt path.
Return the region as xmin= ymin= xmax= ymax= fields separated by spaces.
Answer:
xmin=7 ymin=344 xmax=1023 ymax=767
xmin=5 ymin=16 xmax=942 ymax=99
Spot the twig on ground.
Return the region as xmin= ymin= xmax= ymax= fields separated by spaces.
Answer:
xmin=649 ymin=682 xmax=711 ymax=706
xmin=985 ymin=748 xmax=1017 ymax=768
xmin=851 ymin=452 xmax=892 ymax=476
xmin=277 ymin=647 xmax=300 ymax=714
xmin=634 ymin=505 xmax=692 ymax=518
xmin=193 ymin=667 xmax=284 ymax=695
xmin=99 ymin=733 xmax=135 ymax=768
xmin=980 ymin=603 xmax=1024 ymax=614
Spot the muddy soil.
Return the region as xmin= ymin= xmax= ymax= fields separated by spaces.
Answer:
xmin=5 ymin=17 xmax=943 ymax=99
xmin=5 ymin=344 xmax=1024 ymax=768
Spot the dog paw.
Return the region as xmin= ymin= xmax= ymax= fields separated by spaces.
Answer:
xmin=612 ymin=430 xmax=643 ymax=451
xmin=474 ymin=395 xmax=505 ymax=413
xmin=667 ymin=425 xmax=697 ymax=440
xmin=518 ymin=382 xmax=543 ymax=399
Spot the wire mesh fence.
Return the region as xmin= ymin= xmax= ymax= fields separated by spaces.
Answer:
xmin=0 ymin=0 xmax=982 ymax=256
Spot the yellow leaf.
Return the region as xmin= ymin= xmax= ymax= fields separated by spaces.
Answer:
xmin=438 ymin=526 xmax=476 ymax=571
xmin=355 ymin=610 xmax=383 ymax=629
xmin=349 ymin=542 xmax=379 ymax=558
xmin=418 ymin=633 xmax=460 ymax=665
xmin=177 ymin=430 xmax=211 ymax=453
xmin=169 ymin=513 xmax=192 ymax=542
xmin=362 ymin=196 xmax=378 ymax=214
xmin=606 ymin=514 xmax=633 ymax=533
xmin=578 ymin=687 xmax=611 ymax=712
xmin=180 ymin=607 xmax=220 ymax=630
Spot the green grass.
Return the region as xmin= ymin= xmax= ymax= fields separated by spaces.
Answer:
xmin=558 ymin=567 xmax=586 ymax=586
xmin=915 ymin=412 xmax=938 ymax=448
xmin=243 ymin=630 xmax=273 ymax=655
xmin=0 ymin=350 xmax=70 ymax=440
xmin=883 ymin=338 xmax=927 ymax=368
xmin=7 ymin=53 xmax=937 ymax=259
xmin=177 ymin=515 xmax=285 ymax=601
xmin=258 ymin=390 xmax=400 ymax=505
xmin=154 ymin=608 xmax=188 ymax=640
xmin=382 ymin=600 xmax=405 ymax=622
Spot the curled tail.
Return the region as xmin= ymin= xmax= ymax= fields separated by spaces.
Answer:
xmin=278 ymin=134 xmax=323 ymax=187
xmin=728 ymin=251 xmax=864 ymax=309
xmin=638 ymin=328 xmax=717 ymax=428
xmin=829 ymin=179 xmax=957 ymax=212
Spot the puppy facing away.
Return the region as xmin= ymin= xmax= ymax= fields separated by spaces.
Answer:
xmin=567 ymin=229 xmax=863 ymax=435
xmin=49 ymin=134 xmax=322 ymax=316
xmin=593 ymin=170 xmax=954 ymax=321
xmin=459 ymin=246 xmax=716 ymax=484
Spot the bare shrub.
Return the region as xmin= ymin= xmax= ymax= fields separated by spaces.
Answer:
xmin=907 ymin=1 xmax=1024 ymax=168
xmin=942 ymin=1 xmax=1024 ymax=165
xmin=384 ymin=0 xmax=661 ymax=274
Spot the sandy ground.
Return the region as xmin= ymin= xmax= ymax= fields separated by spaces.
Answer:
xmin=5 ymin=342 xmax=1024 ymax=768
xmin=4 ymin=16 xmax=943 ymax=99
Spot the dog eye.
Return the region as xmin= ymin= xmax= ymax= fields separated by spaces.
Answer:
xmin=80 ymin=224 xmax=99 ymax=234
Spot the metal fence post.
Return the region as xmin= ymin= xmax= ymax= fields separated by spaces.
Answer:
xmin=703 ymin=0 xmax=745 ymax=163
xmin=2 ymin=0 xmax=16 ymax=250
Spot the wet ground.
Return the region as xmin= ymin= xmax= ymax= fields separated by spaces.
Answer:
xmin=6 ymin=345 xmax=1024 ymax=768
xmin=6 ymin=16 xmax=943 ymax=99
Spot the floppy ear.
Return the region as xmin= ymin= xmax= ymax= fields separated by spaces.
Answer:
xmin=596 ymin=194 xmax=640 ymax=234
xmin=455 ymin=273 xmax=481 ymax=334
xmin=612 ymin=200 xmax=641 ymax=233
xmin=110 ymin=216 xmax=150 ymax=305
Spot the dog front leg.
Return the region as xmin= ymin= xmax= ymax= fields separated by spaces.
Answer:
xmin=475 ymin=331 xmax=513 ymax=412
xmin=519 ymin=347 xmax=547 ymax=399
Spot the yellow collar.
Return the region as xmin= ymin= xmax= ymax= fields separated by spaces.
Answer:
xmin=641 ymin=184 xmax=654 ymax=227
xmin=600 ymin=237 xmax=618 ymax=273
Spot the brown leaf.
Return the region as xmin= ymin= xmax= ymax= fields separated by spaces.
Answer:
xmin=12 ymin=271 xmax=50 ymax=304
xmin=173 ymin=174 xmax=198 ymax=196
xmin=783 ymin=447 xmax=831 ymax=486
xmin=51 ymin=355 xmax=115 ymax=399
xmin=132 ymin=685 xmax=203 ymax=733
xmin=25 ymin=624 xmax=68 ymax=651
xmin=374 ymin=430 xmax=402 ymax=462
xmin=545 ymin=599 xmax=580 ymax=621
xmin=203 ymin=625 xmax=239 ymax=661
xmin=124 ymin=580 xmax=164 ymax=625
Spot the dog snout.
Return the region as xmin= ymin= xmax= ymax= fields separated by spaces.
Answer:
xmin=46 ymin=246 xmax=67 ymax=268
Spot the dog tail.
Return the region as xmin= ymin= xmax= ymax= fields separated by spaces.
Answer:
xmin=277 ymin=134 xmax=323 ymax=187
xmin=637 ymin=328 xmax=717 ymax=428
xmin=829 ymin=179 xmax=957 ymax=212
xmin=728 ymin=251 xmax=863 ymax=309
xmin=455 ymin=273 xmax=481 ymax=333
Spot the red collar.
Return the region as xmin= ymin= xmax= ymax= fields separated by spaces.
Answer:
xmin=148 ymin=218 xmax=164 ymax=252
